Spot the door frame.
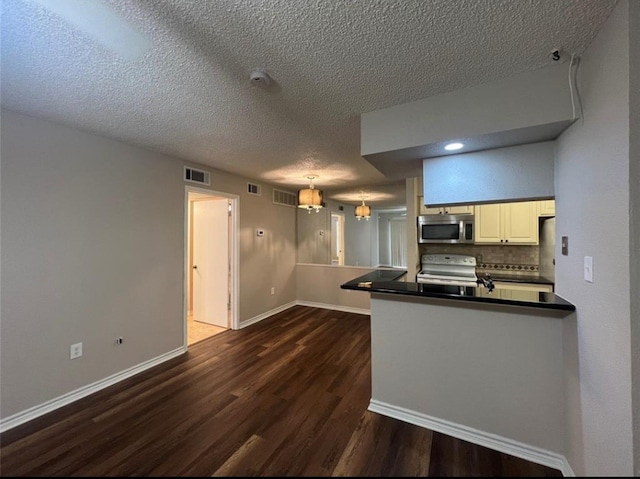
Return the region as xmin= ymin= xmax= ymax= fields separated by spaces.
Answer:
xmin=184 ymin=186 xmax=240 ymax=347
xmin=330 ymin=212 xmax=345 ymax=265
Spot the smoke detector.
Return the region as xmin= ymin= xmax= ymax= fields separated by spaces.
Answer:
xmin=250 ymin=69 xmax=271 ymax=87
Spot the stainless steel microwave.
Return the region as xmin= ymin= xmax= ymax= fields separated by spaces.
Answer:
xmin=417 ymin=214 xmax=474 ymax=244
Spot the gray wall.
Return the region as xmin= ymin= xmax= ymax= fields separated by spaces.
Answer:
xmin=377 ymin=214 xmax=391 ymax=266
xmin=0 ymin=109 xmax=297 ymax=421
xmin=296 ymin=198 xmax=399 ymax=268
xmin=629 ymin=1 xmax=640 ymax=473
xmin=344 ymin=208 xmax=376 ymax=267
xmin=370 ymin=294 xmax=567 ymax=456
xmin=296 ymin=264 xmax=373 ymax=312
xmin=422 ymin=141 xmax=555 ymax=206
xmin=361 ymin=63 xmax=572 ymax=156
xmin=555 ymin=1 xmax=634 ymax=475
xmin=296 ymin=203 xmax=331 ymax=264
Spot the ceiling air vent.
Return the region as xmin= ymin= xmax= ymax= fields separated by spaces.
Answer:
xmin=184 ymin=166 xmax=210 ymax=185
xmin=247 ymin=183 xmax=262 ymax=196
xmin=273 ymin=189 xmax=297 ymax=207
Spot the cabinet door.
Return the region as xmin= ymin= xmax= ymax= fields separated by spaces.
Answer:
xmin=424 ymin=206 xmax=443 ymax=214
xmin=502 ymin=201 xmax=538 ymax=244
xmin=474 ymin=204 xmax=503 ymax=243
xmin=417 ymin=196 xmax=442 ymax=215
xmin=444 ymin=205 xmax=474 ymax=215
xmin=494 ymin=282 xmax=554 ymax=293
xmin=538 ymin=200 xmax=555 ymax=217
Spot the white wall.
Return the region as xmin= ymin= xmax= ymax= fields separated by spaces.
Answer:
xmin=555 ymin=1 xmax=634 ymax=475
xmin=0 ymin=109 xmax=297 ymax=423
xmin=422 ymin=141 xmax=555 ymax=206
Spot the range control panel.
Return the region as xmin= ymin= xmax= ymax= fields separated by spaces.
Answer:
xmin=421 ymin=254 xmax=477 ymax=266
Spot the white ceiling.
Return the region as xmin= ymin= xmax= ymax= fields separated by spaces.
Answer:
xmin=0 ymin=0 xmax=617 ymax=207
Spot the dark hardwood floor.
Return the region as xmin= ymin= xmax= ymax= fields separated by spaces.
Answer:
xmin=0 ymin=306 xmax=562 ymax=477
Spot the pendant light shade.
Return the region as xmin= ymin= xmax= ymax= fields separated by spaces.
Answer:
xmin=355 ymin=191 xmax=371 ymax=221
xmin=298 ymin=176 xmax=324 ymax=213
xmin=355 ymin=202 xmax=371 ymax=220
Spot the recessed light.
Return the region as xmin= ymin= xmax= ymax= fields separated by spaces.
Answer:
xmin=444 ymin=142 xmax=464 ymax=151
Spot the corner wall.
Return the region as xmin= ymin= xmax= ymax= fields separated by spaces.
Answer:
xmin=0 ymin=109 xmax=297 ymax=422
xmin=555 ymin=1 xmax=633 ymax=475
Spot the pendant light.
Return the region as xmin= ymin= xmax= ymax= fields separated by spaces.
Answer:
xmin=297 ymin=176 xmax=324 ymax=213
xmin=355 ymin=192 xmax=371 ymax=221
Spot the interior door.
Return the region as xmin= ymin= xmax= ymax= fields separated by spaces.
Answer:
xmin=331 ymin=213 xmax=345 ymax=265
xmin=192 ymin=199 xmax=229 ymax=327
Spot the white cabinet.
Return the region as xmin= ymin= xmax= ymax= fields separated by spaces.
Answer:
xmin=475 ymin=201 xmax=539 ymax=244
xmin=418 ymin=196 xmax=473 ymax=215
xmin=537 ymin=200 xmax=555 ymax=217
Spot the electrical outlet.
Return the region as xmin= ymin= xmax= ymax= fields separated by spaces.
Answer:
xmin=115 ymin=337 xmax=123 ymax=345
xmin=70 ymin=342 xmax=83 ymax=359
xmin=270 ymin=287 xmax=275 ymax=295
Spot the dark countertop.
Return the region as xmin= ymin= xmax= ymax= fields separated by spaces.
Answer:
xmin=346 ymin=269 xmax=408 ymax=285
xmin=341 ymin=272 xmax=574 ymax=312
xmin=477 ymin=273 xmax=555 ymax=285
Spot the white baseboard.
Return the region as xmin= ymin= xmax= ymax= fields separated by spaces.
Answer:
xmin=369 ymin=399 xmax=573 ymax=476
xmin=0 ymin=346 xmax=186 ymax=433
xmin=239 ymin=301 xmax=298 ymax=328
xmin=296 ymin=300 xmax=370 ymax=316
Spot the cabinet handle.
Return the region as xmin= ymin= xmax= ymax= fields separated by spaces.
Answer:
xmin=500 ymin=239 xmax=504 ymax=243
xmin=505 ymin=239 xmax=509 ymax=243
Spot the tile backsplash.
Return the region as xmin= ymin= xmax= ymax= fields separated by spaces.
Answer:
xmin=419 ymin=244 xmax=540 ymax=276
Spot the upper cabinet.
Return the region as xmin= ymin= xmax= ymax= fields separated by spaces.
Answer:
xmin=475 ymin=201 xmax=539 ymax=244
xmin=418 ymin=196 xmax=473 ymax=215
xmin=538 ymin=200 xmax=555 ymax=217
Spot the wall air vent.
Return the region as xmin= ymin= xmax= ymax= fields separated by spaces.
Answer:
xmin=273 ymin=189 xmax=297 ymax=207
xmin=247 ymin=183 xmax=262 ymax=196
xmin=184 ymin=166 xmax=210 ymax=185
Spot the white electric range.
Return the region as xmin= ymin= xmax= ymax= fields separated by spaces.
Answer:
xmin=416 ymin=254 xmax=478 ymax=286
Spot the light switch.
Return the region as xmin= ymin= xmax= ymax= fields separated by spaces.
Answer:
xmin=584 ymin=256 xmax=594 ymax=283
xmin=561 ymin=236 xmax=569 ymax=255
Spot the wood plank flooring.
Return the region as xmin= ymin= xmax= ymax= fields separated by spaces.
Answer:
xmin=0 ymin=306 xmax=562 ymax=477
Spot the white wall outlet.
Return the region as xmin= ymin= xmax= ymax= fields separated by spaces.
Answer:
xmin=115 ymin=337 xmax=123 ymax=345
xmin=584 ymin=256 xmax=594 ymax=283
xmin=270 ymin=287 xmax=275 ymax=295
xmin=70 ymin=342 xmax=83 ymax=359
xmin=256 ymin=229 xmax=264 ymax=237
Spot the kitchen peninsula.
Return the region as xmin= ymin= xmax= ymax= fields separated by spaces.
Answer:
xmin=341 ymin=271 xmax=576 ymax=471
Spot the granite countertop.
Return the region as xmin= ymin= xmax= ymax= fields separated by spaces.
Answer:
xmin=341 ymin=272 xmax=574 ymax=312
xmin=347 ymin=269 xmax=408 ymax=286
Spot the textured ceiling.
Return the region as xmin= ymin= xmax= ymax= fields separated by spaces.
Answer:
xmin=1 ymin=0 xmax=617 ymax=207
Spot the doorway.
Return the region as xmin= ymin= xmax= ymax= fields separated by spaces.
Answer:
xmin=185 ymin=187 xmax=239 ymax=346
xmin=331 ymin=213 xmax=345 ymax=265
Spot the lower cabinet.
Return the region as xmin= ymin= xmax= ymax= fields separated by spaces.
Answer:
xmin=476 ymin=282 xmax=554 ymax=300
